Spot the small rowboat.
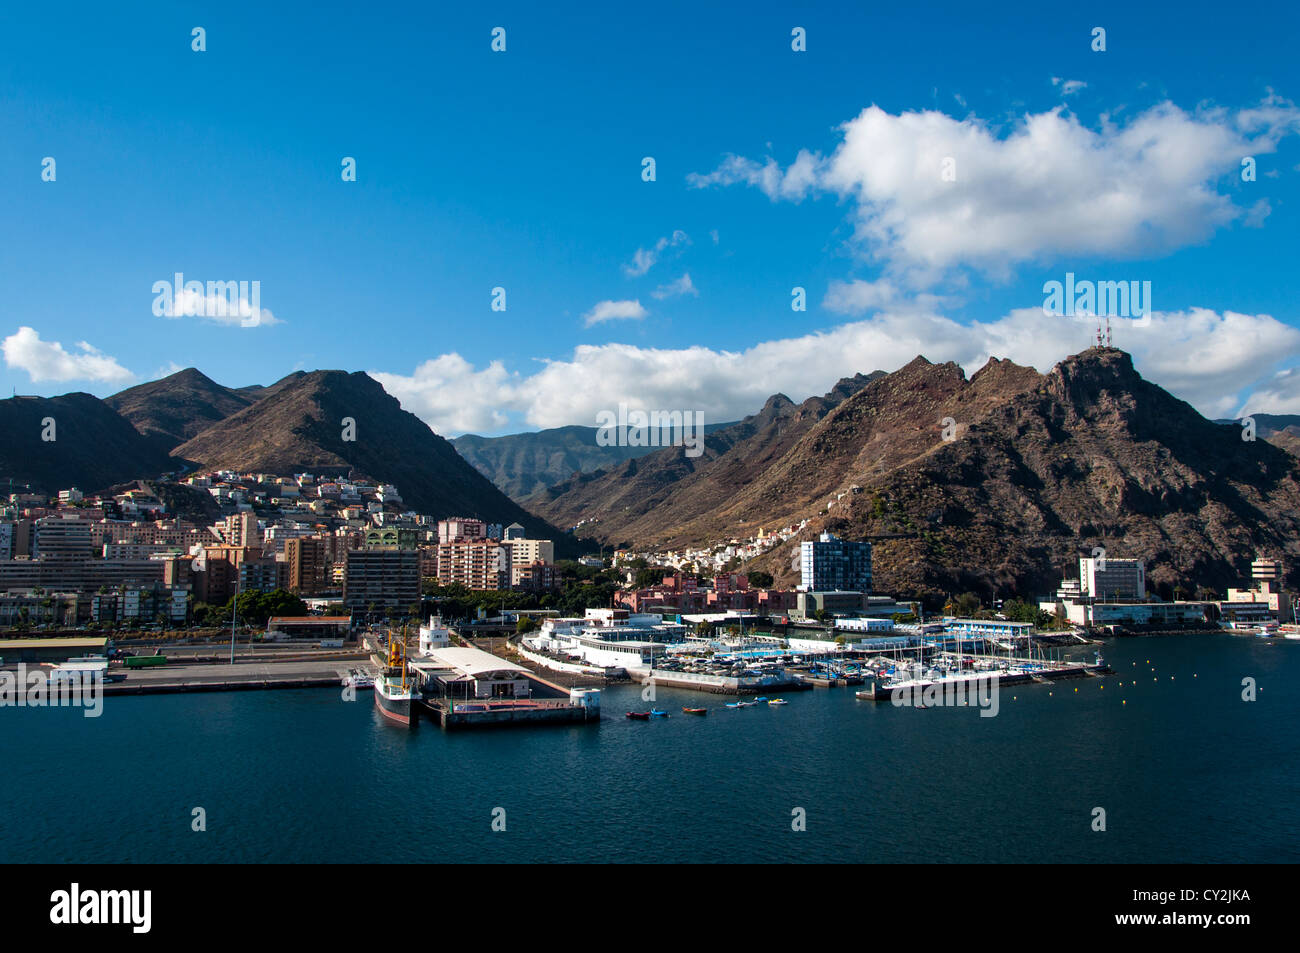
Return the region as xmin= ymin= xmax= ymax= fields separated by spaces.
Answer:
xmin=768 ymin=698 xmax=788 ymax=706
xmin=649 ymin=709 xmax=670 ymax=717
xmin=724 ymin=702 xmax=741 ymax=708
xmin=682 ymin=707 xmax=708 ymax=715
xmin=626 ymin=711 xmax=651 ymax=720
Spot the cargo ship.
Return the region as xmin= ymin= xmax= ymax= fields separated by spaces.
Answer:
xmin=374 ymin=627 xmax=417 ymax=727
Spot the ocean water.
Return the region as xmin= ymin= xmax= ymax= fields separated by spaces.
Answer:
xmin=2 ymin=634 xmax=1296 ymax=863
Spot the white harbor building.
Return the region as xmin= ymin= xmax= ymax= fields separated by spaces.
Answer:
xmin=524 ymin=608 xmax=689 ymax=672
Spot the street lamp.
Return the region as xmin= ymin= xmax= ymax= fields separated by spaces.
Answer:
xmin=229 ymin=568 xmax=240 ymax=665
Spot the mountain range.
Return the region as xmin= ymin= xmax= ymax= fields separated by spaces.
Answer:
xmin=2 ymin=368 xmax=570 ymax=546
xmin=527 ymin=349 xmax=1300 ymax=600
xmin=5 ymin=349 xmax=1300 ymax=600
xmin=526 ymin=372 xmax=882 ymax=540
xmin=451 ymin=420 xmax=738 ymax=499
xmin=1216 ymin=413 xmax=1300 ymax=457
xmin=0 ymin=392 xmax=177 ymax=494
xmin=104 ymin=367 xmax=260 ymax=453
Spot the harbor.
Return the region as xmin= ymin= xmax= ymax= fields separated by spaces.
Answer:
xmin=512 ymin=607 xmax=1123 ymax=703
xmin=4 ymin=632 xmax=1287 ymax=865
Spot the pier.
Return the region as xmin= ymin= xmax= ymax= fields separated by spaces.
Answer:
xmin=416 ymin=695 xmax=600 ymax=729
xmin=96 ymin=657 xmax=358 ymax=695
xmin=631 ymin=665 xmax=811 ymax=695
xmin=403 ymin=642 xmax=604 ymax=729
xmin=855 ymin=655 xmax=1113 ymax=701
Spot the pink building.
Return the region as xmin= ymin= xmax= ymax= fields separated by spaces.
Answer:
xmin=438 ymin=517 xmax=487 ymax=544
xmin=617 ymin=571 xmax=795 ymax=615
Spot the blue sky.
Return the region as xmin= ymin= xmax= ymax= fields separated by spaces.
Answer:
xmin=4 ymin=1 xmax=1300 ymax=435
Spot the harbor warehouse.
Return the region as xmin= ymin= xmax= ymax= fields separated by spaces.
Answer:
xmin=0 ymin=637 xmax=110 ymax=663
xmin=265 ymin=616 xmax=353 ymax=641
xmin=418 ymin=646 xmax=532 ymax=699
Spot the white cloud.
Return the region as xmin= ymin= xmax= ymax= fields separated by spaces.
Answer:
xmin=687 ymin=149 xmax=825 ymax=202
xmin=823 ymin=280 xmax=956 ymax=315
xmin=823 ymin=278 xmax=900 ymax=312
xmin=652 ymin=273 xmax=698 ymax=300
xmin=1239 ymin=368 xmax=1300 ymax=415
xmin=623 ymin=230 xmax=690 ymax=277
xmin=2 ymin=326 xmax=135 ymax=385
xmin=159 ymin=285 xmax=280 ymax=327
xmin=988 ymin=306 xmax=1300 ymax=418
xmin=1051 ymin=77 xmax=1087 ymax=96
xmin=690 ymin=98 xmax=1300 ymax=285
xmin=370 ymin=353 xmax=521 ymax=435
xmin=583 ymin=299 xmax=649 ymax=327
xmin=376 ymin=306 xmax=1300 ymax=435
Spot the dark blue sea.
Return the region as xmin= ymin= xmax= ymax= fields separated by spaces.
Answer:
xmin=2 ymin=634 xmax=1296 ymax=863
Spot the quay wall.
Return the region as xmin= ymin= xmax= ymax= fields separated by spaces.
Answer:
xmin=513 ymin=643 xmax=607 ymax=676
xmin=103 ymin=675 xmax=341 ymax=696
xmin=422 ymin=700 xmax=599 ymax=729
xmin=634 ymin=667 xmax=808 ymax=695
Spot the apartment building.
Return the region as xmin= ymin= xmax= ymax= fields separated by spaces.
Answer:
xmin=511 ymin=560 xmax=556 ymax=591
xmin=364 ymin=527 xmax=419 ymax=550
xmin=1079 ymin=556 xmax=1145 ymax=601
xmin=799 ymin=533 xmax=873 ymax=593
xmin=437 ymin=517 xmax=486 ymax=544
xmin=503 ymin=538 xmax=554 ymax=569
xmin=193 ymin=545 xmax=261 ymax=604
xmin=34 ymin=515 xmax=95 ymax=559
xmin=0 ymin=557 xmax=166 ymax=592
xmin=219 ymin=512 xmax=261 ymax=548
xmin=343 ymin=549 xmax=420 ymax=612
xmin=239 ymin=558 xmax=289 ymax=594
xmin=435 ymin=538 xmax=505 ymax=590
xmin=285 ymin=537 xmax=328 ymax=595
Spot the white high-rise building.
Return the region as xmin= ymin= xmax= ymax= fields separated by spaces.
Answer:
xmin=1079 ymin=556 xmax=1145 ymax=602
xmin=799 ymin=532 xmax=872 ymax=593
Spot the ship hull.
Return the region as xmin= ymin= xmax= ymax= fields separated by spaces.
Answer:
xmin=374 ymin=682 xmax=416 ymax=727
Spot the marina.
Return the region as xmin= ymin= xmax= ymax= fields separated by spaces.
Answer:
xmin=516 ymin=608 xmax=1121 ymax=697
xmin=854 ymin=651 xmax=1111 ymax=701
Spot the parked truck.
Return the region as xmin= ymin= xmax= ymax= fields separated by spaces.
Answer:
xmin=123 ymin=652 xmax=167 ymax=668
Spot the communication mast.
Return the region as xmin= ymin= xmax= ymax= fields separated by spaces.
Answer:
xmin=1095 ymin=314 xmax=1112 ymax=348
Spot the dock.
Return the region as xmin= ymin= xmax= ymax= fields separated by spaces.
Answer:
xmin=398 ymin=641 xmax=604 ymax=729
xmin=856 ymin=658 xmax=1113 ymax=701
xmin=415 ymin=695 xmax=600 ymax=729
xmin=797 ymin=673 xmax=866 ymax=688
xmin=631 ymin=666 xmax=811 ymax=695
xmin=94 ymin=657 xmax=361 ymax=696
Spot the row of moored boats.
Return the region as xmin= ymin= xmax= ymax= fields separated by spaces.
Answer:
xmin=626 ymin=697 xmax=788 ymax=719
